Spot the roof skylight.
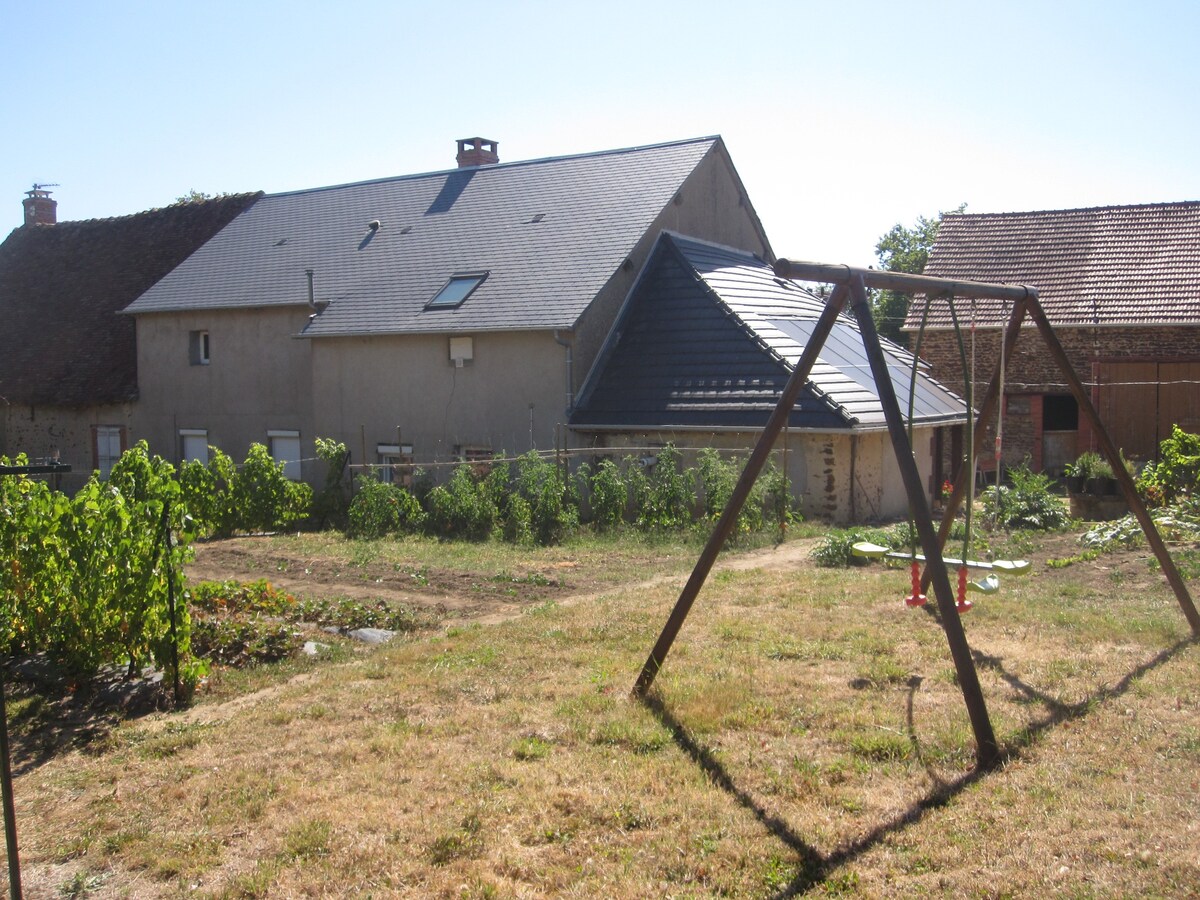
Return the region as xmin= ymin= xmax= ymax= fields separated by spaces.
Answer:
xmin=426 ymin=272 xmax=488 ymax=309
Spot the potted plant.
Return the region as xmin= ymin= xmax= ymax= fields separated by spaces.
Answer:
xmin=1066 ymin=451 xmax=1102 ymax=494
xmin=1063 ymin=456 xmax=1088 ymax=494
xmin=1086 ymin=456 xmax=1116 ymax=496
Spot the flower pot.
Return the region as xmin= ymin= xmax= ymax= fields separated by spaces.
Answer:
xmin=1066 ymin=475 xmax=1085 ymax=494
xmin=1085 ymin=477 xmax=1108 ymax=496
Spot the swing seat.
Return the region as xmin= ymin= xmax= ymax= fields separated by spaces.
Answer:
xmin=967 ymin=573 xmax=1000 ymax=594
xmin=851 ymin=541 xmax=889 ymax=558
xmin=877 ymin=547 xmax=1029 ymax=574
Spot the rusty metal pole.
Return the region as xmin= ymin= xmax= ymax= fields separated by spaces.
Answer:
xmin=1024 ymin=298 xmax=1200 ymax=633
xmin=844 ymin=274 xmax=1000 ymax=768
xmin=632 ymin=283 xmax=851 ymax=696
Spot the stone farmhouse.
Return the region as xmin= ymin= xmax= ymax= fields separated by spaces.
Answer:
xmin=4 ymin=136 xmax=969 ymax=520
xmin=0 ymin=188 xmax=258 ymax=491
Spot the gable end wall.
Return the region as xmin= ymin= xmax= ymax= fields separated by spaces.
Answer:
xmin=571 ymin=146 xmax=772 ymax=400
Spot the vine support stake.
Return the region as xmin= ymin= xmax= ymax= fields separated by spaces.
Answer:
xmin=0 ymin=670 xmax=22 ymax=899
xmin=0 ymin=462 xmax=65 ymax=900
xmin=158 ymin=499 xmax=182 ymax=705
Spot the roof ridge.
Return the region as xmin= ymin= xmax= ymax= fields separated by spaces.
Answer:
xmin=35 ymin=192 xmax=263 ymax=228
xmin=264 ymin=136 xmax=722 ymax=200
xmin=945 ymin=199 xmax=1200 ymax=220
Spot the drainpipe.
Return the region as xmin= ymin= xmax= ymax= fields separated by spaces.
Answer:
xmin=553 ymin=330 xmax=574 ymax=415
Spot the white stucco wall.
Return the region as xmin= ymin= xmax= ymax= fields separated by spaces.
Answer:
xmin=309 ymin=330 xmax=570 ymax=471
xmin=132 ymin=306 xmax=315 ymax=476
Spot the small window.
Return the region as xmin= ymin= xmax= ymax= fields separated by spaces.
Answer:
xmin=189 ymin=330 xmax=210 ymax=365
xmin=452 ymin=445 xmax=494 ymax=463
xmin=180 ymin=429 xmax=209 ymax=464
xmin=377 ymin=443 xmax=415 ymax=486
xmin=268 ymin=430 xmax=302 ymax=480
xmin=93 ymin=425 xmax=126 ymax=478
xmin=1042 ymin=394 xmax=1079 ymax=431
xmin=426 ymin=272 xmax=487 ymax=309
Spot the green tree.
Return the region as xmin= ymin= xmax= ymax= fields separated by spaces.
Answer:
xmin=872 ymin=204 xmax=965 ymax=345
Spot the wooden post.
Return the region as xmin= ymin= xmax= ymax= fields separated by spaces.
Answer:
xmin=1024 ymin=297 xmax=1200 ymax=633
xmin=632 ymin=283 xmax=851 ymax=696
xmin=844 ymin=275 xmax=999 ymax=768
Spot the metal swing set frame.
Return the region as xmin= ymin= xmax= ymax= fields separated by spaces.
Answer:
xmin=632 ymin=261 xmax=1200 ymax=769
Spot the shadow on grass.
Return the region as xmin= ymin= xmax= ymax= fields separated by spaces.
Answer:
xmin=971 ymin=633 xmax=1199 ymax=752
xmin=639 ymin=633 xmax=1197 ymax=897
xmin=2 ymin=668 xmax=170 ymax=776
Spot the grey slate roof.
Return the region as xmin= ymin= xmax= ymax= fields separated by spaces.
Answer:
xmin=571 ymin=234 xmax=967 ymax=431
xmin=124 ymin=138 xmax=723 ymax=336
xmin=906 ymin=201 xmax=1200 ymax=330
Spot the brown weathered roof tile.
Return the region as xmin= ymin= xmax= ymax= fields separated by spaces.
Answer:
xmin=0 ymin=193 xmax=260 ymax=407
xmin=904 ymin=201 xmax=1200 ymax=330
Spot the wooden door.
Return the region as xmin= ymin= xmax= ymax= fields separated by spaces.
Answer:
xmin=1096 ymin=361 xmax=1158 ymax=462
xmin=1159 ymin=362 xmax=1200 ymax=440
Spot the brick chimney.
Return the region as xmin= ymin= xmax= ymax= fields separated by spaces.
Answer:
xmin=23 ymin=186 xmax=57 ymax=226
xmin=456 ymin=137 xmax=499 ymax=168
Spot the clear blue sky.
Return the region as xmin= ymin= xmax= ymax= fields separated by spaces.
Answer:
xmin=4 ymin=0 xmax=1198 ymax=266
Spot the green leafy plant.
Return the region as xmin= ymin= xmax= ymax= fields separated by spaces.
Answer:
xmin=811 ymin=527 xmax=892 ymax=567
xmin=1137 ymin=425 xmax=1200 ymax=507
xmin=0 ymin=444 xmax=198 ymax=691
xmin=425 ymin=464 xmax=498 ymax=540
xmin=1064 ymin=452 xmax=1096 ymax=480
xmin=633 ymin=444 xmax=693 ymax=531
xmin=981 ymin=463 xmax=1071 ymax=531
xmin=586 ymin=458 xmax=627 ymax=531
xmin=347 ymin=475 xmax=425 ymax=538
xmin=312 ymin=437 xmax=350 ymax=530
xmin=191 ymin=617 xmax=300 ymax=666
xmin=510 ymin=451 xmax=578 ymax=545
xmin=179 ymin=447 xmax=238 ymax=538
xmin=235 ymin=443 xmax=312 ymax=534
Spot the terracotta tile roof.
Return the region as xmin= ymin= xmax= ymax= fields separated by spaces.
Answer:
xmin=904 ymin=201 xmax=1200 ymax=330
xmin=0 ymin=193 xmax=260 ymax=407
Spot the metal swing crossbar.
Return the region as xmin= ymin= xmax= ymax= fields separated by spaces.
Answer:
xmin=632 ymin=259 xmax=1200 ymax=771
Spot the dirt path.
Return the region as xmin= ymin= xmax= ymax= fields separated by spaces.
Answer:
xmin=150 ymin=536 xmax=823 ymax=727
xmin=187 ymin=536 xmax=823 ymax=629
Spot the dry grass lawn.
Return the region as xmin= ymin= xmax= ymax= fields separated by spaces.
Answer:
xmin=5 ymin=528 xmax=1200 ymax=897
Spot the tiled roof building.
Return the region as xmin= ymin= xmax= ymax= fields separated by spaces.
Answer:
xmin=908 ymin=202 xmax=1200 ymax=329
xmin=0 ymin=191 xmax=259 ymax=481
xmin=902 ymin=202 xmax=1200 ymax=474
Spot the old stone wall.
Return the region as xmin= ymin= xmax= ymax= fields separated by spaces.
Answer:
xmin=918 ymin=324 xmax=1200 ymax=474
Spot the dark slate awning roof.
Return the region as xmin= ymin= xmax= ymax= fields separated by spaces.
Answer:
xmin=124 ymin=137 xmax=725 ymax=337
xmin=0 ymin=193 xmax=260 ymax=408
xmin=571 ymin=234 xmax=967 ymax=432
xmin=906 ymin=201 xmax=1200 ymax=330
